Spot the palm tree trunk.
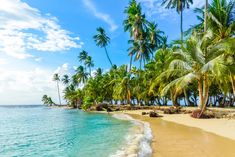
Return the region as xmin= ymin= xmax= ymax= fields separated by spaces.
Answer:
xmin=230 ymin=73 xmax=235 ymax=96
xmin=204 ymin=0 xmax=208 ymax=32
xmin=202 ymin=76 xmax=209 ymax=111
xmin=180 ymin=5 xmax=183 ymax=42
xmin=89 ymin=67 xmax=91 ymax=77
xmin=57 ymin=81 xmax=62 ymax=105
xmin=129 ymin=54 xmax=133 ymax=72
xmin=198 ymin=75 xmax=209 ymax=117
xmin=184 ymin=89 xmax=190 ymax=106
xmin=104 ymin=46 xmax=113 ymax=66
xmin=198 ymin=78 xmax=204 ymax=109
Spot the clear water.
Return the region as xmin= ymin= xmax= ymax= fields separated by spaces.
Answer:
xmin=0 ymin=105 xmax=132 ymax=157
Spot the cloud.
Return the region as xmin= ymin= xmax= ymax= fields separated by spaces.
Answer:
xmin=137 ymin=0 xmax=205 ymax=18
xmin=35 ymin=57 xmax=42 ymax=62
xmin=0 ymin=62 xmax=70 ymax=105
xmin=0 ymin=67 xmax=55 ymax=104
xmin=82 ymin=0 xmax=118 ymax=31
xmin=54 ymin=63 xmax=70 ymax=76
xmin=0 ymin=0 xmax=83 ymax=59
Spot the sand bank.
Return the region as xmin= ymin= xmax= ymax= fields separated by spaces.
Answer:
xmin=121 ymin=110 xmax=235 ymax=140
xmin=111 ymin=110 xmax=235 ymax=157
xmin=129 ymin=113 xmax=235 ymax=157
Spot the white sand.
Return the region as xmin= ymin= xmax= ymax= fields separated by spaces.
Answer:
xmin=119 ymin=110 xmax=235 ymax=140
xmin=162 ymin=114 xmax=235 ymax=140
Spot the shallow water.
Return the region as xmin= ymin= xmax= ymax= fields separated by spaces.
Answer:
xmin=0 ymin=106 xmax=133 ymax=157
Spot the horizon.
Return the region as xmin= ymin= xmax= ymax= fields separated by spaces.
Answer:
xmin=0 ymin=0 xmax=205 ymax=105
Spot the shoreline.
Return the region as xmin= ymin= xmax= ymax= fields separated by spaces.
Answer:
xmin=111 ymin=114 xmax=152 ymax=157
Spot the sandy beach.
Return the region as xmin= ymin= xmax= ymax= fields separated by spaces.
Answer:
xmin=116 ymin=110 xmax=235 ymax=157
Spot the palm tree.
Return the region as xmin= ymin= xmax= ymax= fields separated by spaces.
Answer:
xmin=64 ymin=85 xmax=83 ymax=108
xmin=187 ymin=0 xmax=235 ymax=39
xmin=79 ymin=50 xmax=88 ymax=70
xmin=124 ymin=0 xmax=151 ymax=69
xmin=75 ymin=66 xmax=88 ymax=84
xmin=95 ymin=68 xmax=103 ymax=77
xmin=62 ymin=74 xmax=70 ymax=85
xmin=53 ymin=73 xmax=62 ymax=105
xmin=128 ymin=40 xmax=139 ymax=71
xmin=42 ymin=95 xmax=55 ymax=106
xmin=93 ymin=27 xmax=113 ymax=66
xmin=147 ymin=21 xmax=164 ymax=57
xmin=85 ymin=56 xmax=94 ymax=76
xmin=162 ymin=0 xmax=193 ymax=41
xmin=208 ymin=0 xmax=235 ymax=39
xmin=124 ymin=0 xmax=147 ymax=40
xmin=156 ymin=31 xmax=232 ymax=116
xmin=160 ymin=36 xmax=169 ymax=49
xmin=128 ymin=38 xmax=152 ymax=70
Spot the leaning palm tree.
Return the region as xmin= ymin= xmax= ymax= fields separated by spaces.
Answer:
xmin=155 ymin=31 xmax=231 ymax=117
xmin=42 ymin=95 xmax=49 ymax=105
xmin=93 ymin=27 xmax=113 ymax=66
xmin=53 ymin=73 xmax=62 ymax=105
xmin=162 ymin=0 xmax=193 ymax=41
xmin=42 ymin=95 xmax=54 ymax=106
xmin=85 ymin=56 xmax=94 ymax=76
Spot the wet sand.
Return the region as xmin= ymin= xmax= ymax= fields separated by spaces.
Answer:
xmin=130 ymin=114 xmax=235 ymax=157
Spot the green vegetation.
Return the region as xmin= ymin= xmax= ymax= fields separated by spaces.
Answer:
xmin=42 ymin=95 xmax=55 ymax=106
xmin=43 ymin=0 xmax=235 ymax=118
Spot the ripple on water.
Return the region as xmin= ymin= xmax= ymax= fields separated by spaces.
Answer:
xmin=0 ymin=106 xmax=133 ymax=157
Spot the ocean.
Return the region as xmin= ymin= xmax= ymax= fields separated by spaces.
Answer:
xmin=0 ymin=105 xmax=152 ymax=157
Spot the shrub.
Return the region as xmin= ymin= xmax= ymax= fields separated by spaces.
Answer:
xmin=82 ymin=96 xmax=94 ymax=111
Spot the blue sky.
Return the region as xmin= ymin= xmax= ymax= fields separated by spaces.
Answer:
xmin=0 ymin=0 xmax=205 ymax=105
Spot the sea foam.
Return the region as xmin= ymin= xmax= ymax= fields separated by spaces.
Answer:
xmin=110 ymin=114 xmax=153 ymax=157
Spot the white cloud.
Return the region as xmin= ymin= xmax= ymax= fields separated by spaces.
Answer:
xmin=0 ymin=0 xmax=83 ymax=59
xmin=35 ymin=57 xmax=42 ymax=62
xmin=137 ymin=0 xmax=205 ymax=18
xmin=54 ymin=63 xmax=70 ymax=76
xmin=0 ymin=62 xmax=70 ymax=105
xmin=0 ymin=67 xmax=55 ymax=104
xmin=82 ymin=0 xmax=118 ymax=31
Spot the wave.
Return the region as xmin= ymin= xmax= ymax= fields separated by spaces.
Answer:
xmin=111 ymin=114 xmax=152 ymax=157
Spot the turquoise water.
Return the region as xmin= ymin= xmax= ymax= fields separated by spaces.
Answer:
xmin=0 ymin=105 xmax=133 ymax=157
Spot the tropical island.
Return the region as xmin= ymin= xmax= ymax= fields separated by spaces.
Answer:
xmin=43 ymin=0 xmax=235 ymax=117
xmin=41 ymin=0 xmax=235 ymax=156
